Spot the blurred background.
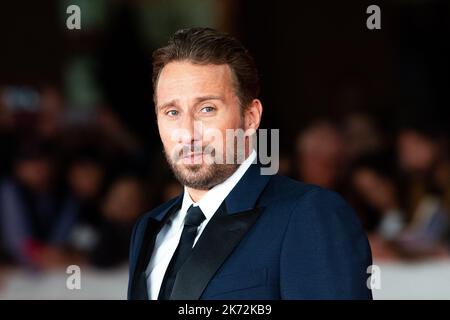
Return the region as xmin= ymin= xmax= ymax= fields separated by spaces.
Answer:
xmin=0 ymin=0 xmax=449 ymax=299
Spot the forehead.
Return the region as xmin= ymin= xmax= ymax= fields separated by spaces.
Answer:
xmin=155 ymin=61 xmax=235 ymax=103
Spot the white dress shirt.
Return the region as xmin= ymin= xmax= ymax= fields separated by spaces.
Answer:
xmin=145 ymin=150 xmax=257 ymax=299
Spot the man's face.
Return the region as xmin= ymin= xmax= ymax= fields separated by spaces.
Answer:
xmin=155 ymin=61 xmax=245 ymax=190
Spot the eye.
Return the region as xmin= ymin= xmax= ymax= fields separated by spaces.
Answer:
xmin=200 ymin=105 xmax=215 ymax=113
xmin=166 ymin=109 xmax=179 ymax=117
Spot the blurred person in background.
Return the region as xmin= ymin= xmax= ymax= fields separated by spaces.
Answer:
xmin=350 ymin=151 xmax=405 ymax=261
xmin=0 ymin=139 xmax=76 ymax=269
xmin=349 ymin=126 xmax=450 ymax=261
xmin=393 ymin=126 xmax=450 ymax=259
xmin=58 ymin=148 xmax=107 ymax=266
xmin=295 ymin=121 xmax=348 ymax=191
xmin=88 ymin=175 xmax=149 ymax=268
xmin=0 ymin=78 xmax=154 ymax=271
xmin=341 ymin=113 xmax=384 ymax=162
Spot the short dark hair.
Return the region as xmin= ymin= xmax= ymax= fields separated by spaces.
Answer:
xmin=152 ymin=27 xmax=260 ymax=110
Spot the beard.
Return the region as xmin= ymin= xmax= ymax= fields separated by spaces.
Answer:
xmin=163 ymin=146 xmax=239 ymax=190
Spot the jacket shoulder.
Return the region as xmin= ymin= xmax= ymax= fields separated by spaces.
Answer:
xmin=259 ymin=174 xmax=323 ymax=206
xmin=261 ymin=174 xmax=363 ymax=232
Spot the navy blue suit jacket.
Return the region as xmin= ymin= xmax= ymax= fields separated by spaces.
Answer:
xmin=128 ymin=163 xmax=373 ymax=300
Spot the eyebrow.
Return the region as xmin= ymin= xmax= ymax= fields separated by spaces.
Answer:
xmin=157 ymin=95 xmax=223 ymax=111
xmin=157 ymin=99 xmax=179 ymax=111
xmin=195 ymin=95 xmax=223 ymax=103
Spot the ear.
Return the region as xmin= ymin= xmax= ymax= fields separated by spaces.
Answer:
xmin=244 ymin=99 xmax=263 ymax=131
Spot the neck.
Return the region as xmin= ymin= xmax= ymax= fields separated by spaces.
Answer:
xmin=186 ymin=188 xmax=208 ymax=203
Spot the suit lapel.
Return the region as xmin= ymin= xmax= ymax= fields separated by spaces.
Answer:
xmin=129 ymin=218 xmax=161 ymax=300
xmin=129 ymin=198 xmax=182 ymax=300
xmin=169 ymin=203 xmax=264 ymax=300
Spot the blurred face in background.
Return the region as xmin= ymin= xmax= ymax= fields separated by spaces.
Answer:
xmin=68 ymin=160 xmax=104 ymax=199
xmin=155 ymin=61 xmax=261 ymax=190
xmin=397 ymin=130 xmax=437 ymax=173
xmin=102 ymin=177 xmax=145 ymax=223
xmin=296 ymin=123 xmax=346 ymax=188
xmin=15 ymin=157 xmax=52 ymax=191
xmin=352 ymin=168 xmax=398 ymax=212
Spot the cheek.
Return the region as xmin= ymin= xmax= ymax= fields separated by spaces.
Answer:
xmin=202 ymin=117 xmax=240 ymax=146
xmin=217 ymin=111 xmax=242 ymax=131
xmin=158 ymin=121 xmax=175 ymax=147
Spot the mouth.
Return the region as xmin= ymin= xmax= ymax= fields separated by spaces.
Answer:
xmin=180 ymin=152 xmax=206 ymax=164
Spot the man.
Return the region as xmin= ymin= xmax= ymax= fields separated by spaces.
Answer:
xmin=128 ymin=27 xmax=372 ymax=300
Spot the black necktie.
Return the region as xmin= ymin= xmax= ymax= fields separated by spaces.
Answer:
xmin=158 ymin=204 xmax=206 ymax=300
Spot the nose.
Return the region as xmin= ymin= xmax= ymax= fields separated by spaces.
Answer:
xmin=174 ymin=113 xmax=203 ymax=145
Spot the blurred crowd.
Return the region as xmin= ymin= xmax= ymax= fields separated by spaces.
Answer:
xmin=0 ymin=85 xmax=178 ymax=272
xmin=288 ymin=115 xmax=450 ymax=261
xmin=0 ymin=84 xmax=449 ymax=275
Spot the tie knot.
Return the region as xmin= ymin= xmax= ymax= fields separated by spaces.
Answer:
xmin=185 ymin=205 xmax=206 ymax=227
